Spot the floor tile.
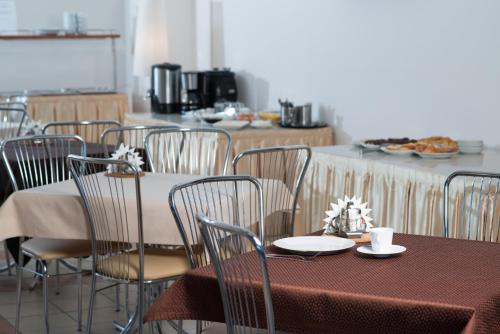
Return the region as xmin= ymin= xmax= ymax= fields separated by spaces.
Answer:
xmin=6 ymin=312 xmax=76 ymax=333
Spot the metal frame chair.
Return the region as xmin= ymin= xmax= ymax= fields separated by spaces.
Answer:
xmin=68 ymin=155 xmax=189 ymax=334
xmin=443 ymin=171 xmax=500 ymax=242
xmin=169 ymin=176 xmax=264 ymax=334
xmin=233 ymin=145 xmax=312 ymax=244
xmin=42 ymin=120 xmax=121 ymax=143
xmin=197 ymin=213 xmax=275 ymax=334
xmin=0 ymin=105 xmax=28 ymax=275
xmin=144 ymin=127 xmax=232 ymax=176
xmin=0 ymin=134 xmax=90 ymax=333
xmin=169 ymin=175 xmax=264 ymax=269
xmin=0 ymin=105 xmax=28 ymax=140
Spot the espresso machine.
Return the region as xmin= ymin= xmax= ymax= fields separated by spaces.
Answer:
xmin=150 ymin=63 xmax=182 ymax=113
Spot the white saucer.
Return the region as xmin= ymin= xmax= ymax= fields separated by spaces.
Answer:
xmin=356 ymin=245 xmax=406 ymax=258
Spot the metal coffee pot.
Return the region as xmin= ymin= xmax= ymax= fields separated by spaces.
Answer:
xmin=279 ymin=99 xmax=313 ymax=127
xmin=279 ymin=98 xmax=294 ymax=126
xmin=293 ymin=103 xmax=312 ymax=127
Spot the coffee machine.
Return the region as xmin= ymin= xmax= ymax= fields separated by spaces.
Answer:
xmin=150 ymin=63 xmax=182 ymax=113
xmin=202 ymin=68 xmax=237 ymax=107
xmin=150 ymin=64 xmax=238 ymax=112
xmin=181 ymin=71 xmax=205 ymax=111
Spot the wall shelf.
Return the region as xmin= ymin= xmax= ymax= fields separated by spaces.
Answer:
xmin=0 ymin=32 xmax=120 ymax=90
xmin=0 ymin=33 xmax=120 ymax=40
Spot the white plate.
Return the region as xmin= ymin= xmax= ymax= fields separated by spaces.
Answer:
xmin=356 ymin=245 xmax=406 ymax=258
xmin=273 ymin=236 xmax=355 ymax=255
xmin=380 ymin=147 xmax=415 ymax=156
xmin=213 ymin=120 xmax=250 ymax=130
xmin=416 ymin=151 xmax=458 ymax=159
xmin=354 ymin=141 xmax=380 ymax=150
xmin=250 ymin=120 xmax=273 ymax=129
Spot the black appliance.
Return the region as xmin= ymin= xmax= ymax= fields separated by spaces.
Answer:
xmin=150 ymin=63 xmax=182 ymax=113
xmin=202 ymin=68 xmax=237 ymax=107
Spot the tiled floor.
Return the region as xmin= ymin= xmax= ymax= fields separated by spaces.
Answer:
xmin=0 ymin=242 xmax=197 ymax=334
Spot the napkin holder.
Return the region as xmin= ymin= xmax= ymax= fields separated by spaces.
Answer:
xmin=338 ymin=230 xmax=363 ymax=238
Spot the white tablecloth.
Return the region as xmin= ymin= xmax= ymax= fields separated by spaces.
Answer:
xmin=302 ymin=145 xmax=500 ymax=237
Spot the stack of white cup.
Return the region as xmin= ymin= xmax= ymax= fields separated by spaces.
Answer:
xmin=457 ymin=140 xmax=483 ymax=154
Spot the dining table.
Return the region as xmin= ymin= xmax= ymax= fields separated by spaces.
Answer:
xmin=0 ymin=172 xmax=293 ymax=245
xmin=144 ymin=233 xmax=500 ymax=334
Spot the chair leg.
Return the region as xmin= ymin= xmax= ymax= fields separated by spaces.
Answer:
xmin=177 ymin=320 xmax=183 ymax=334
xmin=195 ymin=320 xmax=202 ymax=334
xmin=55 ymin=260 xmax=60 ymax=295
xmin=77 ymin=257 xmax=83 ymax=331
xmin=138 ymin=280 xmax=144 ymax=334
xmin=115 ymin=284 xmax=121 ymax=312
xmin=125 ymin=283 xmax=131 ymax=318
xmin=147 ymin=285 xmax=153 ymax=334
xmin=14 ymin=250 xmax=23 ymax=334
xmin=3 ymin=242 xmax=12 ymax=276
xmin=86 ymin=271 xmax=97 ymax=334
xmin=42 ymin=262 xmax=49 ymax=334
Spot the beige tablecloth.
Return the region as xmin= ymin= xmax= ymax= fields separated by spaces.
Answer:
xmin=2 ymin=93 xmax=128 ymax=124
xmin=124 ymin=112 xmax=333 ymax=164
xmin=303 ymin=145 xmax=500 ymax=237
xmin=0 ymin=173 xmax=293 ymax=245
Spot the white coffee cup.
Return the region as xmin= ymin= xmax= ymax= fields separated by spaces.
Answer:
xmin=370 ymin=227 xmax=393 ymax=252
xmin=63 ymin=12 xmax=78 ymax=33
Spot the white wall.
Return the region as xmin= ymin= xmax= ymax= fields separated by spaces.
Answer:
xmin=0 ymin=0 xmax=127 ymax=92
xmin=129 ymin=0 xmax=197 ymax=112
xmin=214 ymin=0 xmax=500 ymax=146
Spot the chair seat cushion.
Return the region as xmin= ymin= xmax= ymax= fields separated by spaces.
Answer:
xmin=21 ymin=238 xmax=91 ymax=261
xmin=98 ymin=248 xmax=189 ymax=281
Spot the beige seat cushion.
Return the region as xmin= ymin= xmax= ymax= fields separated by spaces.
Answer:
xmin=203 ymin=322 xmax=287 ymax=334
xmin=21 ymin=238 xmax=91 ymax=261
xmin=98 ymin=248 xmax=189 ymax=281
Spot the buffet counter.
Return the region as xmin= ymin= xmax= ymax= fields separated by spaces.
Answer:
xmin=1 ymin=93 xmax=128 ymax=124
xmin=302 ymin=145 xmax=500 ymax=236
xmin=124 ymin=112 xmax=334 ymax=159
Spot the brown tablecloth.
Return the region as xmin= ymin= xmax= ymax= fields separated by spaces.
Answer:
xmin=145 ymin=234 xmax=500 ymax=334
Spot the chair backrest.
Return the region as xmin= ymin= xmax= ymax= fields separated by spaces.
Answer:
xmin=197 ymin=213 xmax=275 ymax=334
xmin=0 ymin=101 xmax=27 ymax=111
xmin=100 ymin=125 xmax=178 ymax=171
xmin=144 ymin=127 xmax=232 ymax=175
xmin=100 ymin=124 xmax=179 ymax=153
xmin=444 ymin=171 xmax=500 ymax=242
xmin=68 ymin=155 xmax=145 ymax=278
xmin=0 ymin=106 xmax=28 ymax=140
xmin=42 ymin=120 xmax=121 ymax=143
xmin=169 ymin=176 xmax=264 ymax=269
xmin=233 ymin=145 xmax=312 ymax=244
xmin=1 ymin=134 xmax=86 ymax=191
